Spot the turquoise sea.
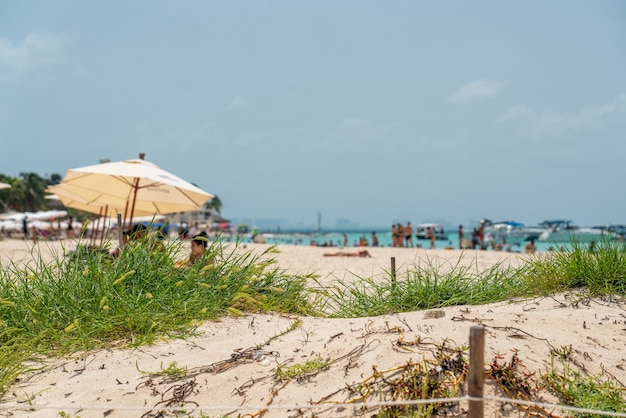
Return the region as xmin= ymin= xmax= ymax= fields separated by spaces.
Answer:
xmin=242 ymin=230 xmax=569 ymax=253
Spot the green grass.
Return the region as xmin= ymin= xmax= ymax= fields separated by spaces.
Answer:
xmin=319 ymin=257 xmax=533 ymax=317
xmin=544 ymin=361 xmax=626 ymax=417
xmin=0 ymin=238 xmax=317 ymax=391
xmin=1 ymin=237 xmax=625 ymax=411
xmin=524 ymin=239 xmax=626 ymax=295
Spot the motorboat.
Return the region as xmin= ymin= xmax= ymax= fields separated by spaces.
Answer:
xmin=604 ymin=224 xmax=626 ymax=240
xmin=414 ymin=223 xmax=448 ymax=240
xmin=481 ymin=219 xmax=544 ymax=246
xmin=538 ymin=220 xmax=618 ymax=243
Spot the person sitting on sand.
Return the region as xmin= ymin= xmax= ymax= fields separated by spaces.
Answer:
xmin=176 ymin=231 xmax=214 ymax=267
xmin=110 ymin=224 xmax=149 ymax=257
xmin=525 ymin=239 xmax=536 ymax=254
xmin=323 ymin=250 xmax=372 ymax=257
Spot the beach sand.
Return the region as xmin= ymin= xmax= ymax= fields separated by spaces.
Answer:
xmin=1 ymin=238 xmax=625 ymax=417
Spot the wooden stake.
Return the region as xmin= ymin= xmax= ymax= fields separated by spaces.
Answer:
xmin=117 ymin=213 xmax=123 ymax=251
xmin=390 ymin=257 xmax=396 ymax=289
xmin=468 ymin=325 xmax=485 ymax=418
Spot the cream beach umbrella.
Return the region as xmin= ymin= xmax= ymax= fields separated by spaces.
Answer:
xmin=60 ymin=154 xmax=213 ymax=230
xmin=47 ymin=184 xmax=157 ymax=217
xmin=0 ymin=182 xmax=10 ymax=190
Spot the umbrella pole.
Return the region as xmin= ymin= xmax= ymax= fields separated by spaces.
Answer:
xmin=117 ymin=214 xmax=123 ymax=251
xmin=99 ymin=205 xmax=109 ymax=246
xmin=128 ymin=178 xmax=140 ymax=229
xmin=122 ymin=201 xmax=130 ymax=232
xmin=89 ymin=212 xmax=98 ymax=247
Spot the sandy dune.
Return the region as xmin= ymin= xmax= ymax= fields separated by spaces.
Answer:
xmin=1 ymin=238 xmax=625 ymax=417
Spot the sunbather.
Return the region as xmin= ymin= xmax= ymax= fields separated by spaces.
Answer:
xmin=323 ymin=250 xmax=372 ymax=257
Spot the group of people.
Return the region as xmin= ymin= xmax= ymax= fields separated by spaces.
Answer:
xmin=391 ymin=222 xmax=414 ymax=248
xmin=458 ymin=223 xmax=486 ymax=250
xmin=112 ymin=224 xmax=211 ymax=267
xmin=391 ymin=222 xmax=440 ymax=249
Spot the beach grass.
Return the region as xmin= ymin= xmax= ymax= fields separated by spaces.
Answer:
xmin=320 ymin=257 xmax=533 ymax=317
xmin=524 ymin=239 xmax=626 ymax=295
xmin=1 ymin=238 xmax=625 ymax=410
xmin=321 ymin=241 xmax=626 ymax=318
xmin=544 ymin=359 xmax=626 ymax=417
xmin=0 ymin=238 xmax=317 ymax=396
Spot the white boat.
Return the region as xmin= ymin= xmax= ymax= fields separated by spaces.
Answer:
xmin=481 ymin=219 xmax=544 ymax=246
xmin=603 ymin=224 xmax=626 ymax=240
xmin=538 ymin=220 xmax=618 ymax=243
xmin=414 ymin=223 xmax=448 ymax=240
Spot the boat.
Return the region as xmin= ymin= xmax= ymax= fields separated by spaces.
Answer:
xmin=481 ymin=219 xmax=544 ymax=246
xmin=414 ymin=223 xmax=448 ymax=240
xmin=604 ymin=224 xmax=626 ymax=240
xmin=538 ymin=220 xmax=618 ymax=243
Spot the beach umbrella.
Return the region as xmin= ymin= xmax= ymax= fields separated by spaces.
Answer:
xmin=60 ymin=153 xmax=213 ymax=230
xmin=46 ymin=184 xmax=157 ymax=217
xmin=0 ymin=182 xmax=10 ymax=190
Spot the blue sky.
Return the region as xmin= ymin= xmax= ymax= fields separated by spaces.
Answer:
xmin=1 ymin=1 xmax=625 ymax=229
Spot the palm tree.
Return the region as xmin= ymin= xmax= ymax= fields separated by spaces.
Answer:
xmin=203 ymin=195 xmax=222 ymax=215
xmin=19 ymin=172 xmax=47 ymax=212
xmin=1 ymin=176 xmax=25 ymax=212
xmin=0 ymin=172 xmax=62 ymax=213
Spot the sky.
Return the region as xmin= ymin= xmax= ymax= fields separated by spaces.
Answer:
xmin=1 ymin=1 xmax=626 ymax=229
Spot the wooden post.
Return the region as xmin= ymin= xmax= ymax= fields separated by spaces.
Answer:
xmin=117 ymin=214 xmax=124 ymax=251
xmin=468 ymin=325 xmax=485 ymax=418
xmin=390 ymin=257 xmax=396 ymax=289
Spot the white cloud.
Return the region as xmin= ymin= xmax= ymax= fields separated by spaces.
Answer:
xmin=496 ymin=94 xmax=626 ymax=139
xmin=226 ymin=96 xmax=248 ymax=111
xmin=447 ymin=79 xmax=505 ymax=103
xmin=0 ymin=32 xmax=67 ymax=82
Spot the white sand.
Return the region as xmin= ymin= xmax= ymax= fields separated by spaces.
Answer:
xmin=1 ymin=238 xmax=625 ymax=417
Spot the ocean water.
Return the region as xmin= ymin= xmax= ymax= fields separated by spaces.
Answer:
xmin=244 ymin=230 xmax=571 ymax=253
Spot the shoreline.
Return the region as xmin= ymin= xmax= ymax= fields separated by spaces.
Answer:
xmin=0 ymin=237 xmax=534 ymax=283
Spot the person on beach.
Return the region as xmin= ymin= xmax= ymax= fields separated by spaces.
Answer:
xmin=404 ymin=222 xmax=414 ymax=248
xmin=187 ymin=222 xmax=198 ymax=239
xmin=458 ymin=225 xmax=463 ymax=249
xmin=392 ymin=224 xmax=403 ymax=247
xmin=324 ymin=250 xmax=372 ymax=257
xmin=185 ymin=231 xmax=213 ymax=267
xmin=187 ymin=231 xmax=206 ymax=265
xmin=22 ymin=216 xmax=28 ymax=239
xmin=471 ymin=228 xmax=479 ymax=249
xmin=477 ymin=221 xmax=485 ymax=249
xmin=427 ymin=227 xmax=436 ymax=249
xmin=110 ymin=224 xmax=149 ymax=257
xmin=67 ymin=216 xmax=74 ymax=238
xmin=525 ymin=239 xmax=536 ymax=254
xmin=371 ymin=231 xmax=379 ymax=247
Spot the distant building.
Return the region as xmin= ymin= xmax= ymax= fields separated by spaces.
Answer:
xmin=169 ymin=209 xmax=229 ymax=228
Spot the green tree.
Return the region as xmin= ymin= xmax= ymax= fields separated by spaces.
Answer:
xmin=203 ymin=195 xmax=222 ymax=214
xmin=46 ymin=173 xmax=63 ymax=185
xmin=19 ymin=172 xmax=47 ymax=212
xmin=0 ymin=176 xmax=24 ymax=212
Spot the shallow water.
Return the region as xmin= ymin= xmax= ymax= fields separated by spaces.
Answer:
xmin=241 ymin=230 xmax=576 ymax=252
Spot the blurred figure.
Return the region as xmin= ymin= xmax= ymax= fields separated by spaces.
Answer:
xmin=371 ymin=231 xmax=379 ymax=247
xmin=188 ymin=232 xmax=207 ymax=264
xmin=525 ymin=239 xmax=536 ymax=254
xmin=404 ymin=222 xmax=414 ymax=248
xmin=428 ymin=227 xmax=436 ymax=249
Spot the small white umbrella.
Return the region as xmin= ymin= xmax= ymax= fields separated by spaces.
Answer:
xmin=60 ymin=153 xmax=213 ymax=230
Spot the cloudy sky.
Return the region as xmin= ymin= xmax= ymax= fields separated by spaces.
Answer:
xmin=1 ymin=1 xmax=625 ymax=229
